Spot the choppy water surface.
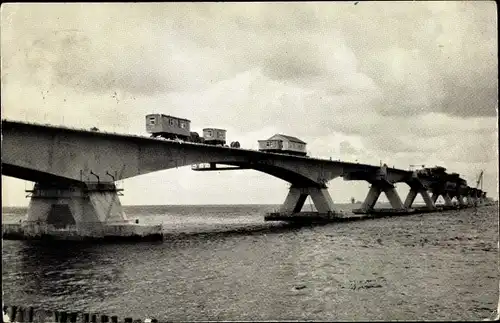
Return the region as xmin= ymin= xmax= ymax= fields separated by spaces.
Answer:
xmin=2 ymin=204 xmax=499 ymax=321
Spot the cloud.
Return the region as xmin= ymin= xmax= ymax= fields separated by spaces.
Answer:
xmin=1 ymin=4 xmax=242 ymax=96
xmin=339 ymin=141 xmax=360 ymax=156
xmin=3 ymin=2 xmax=496 ymax=116
xmin=439 ymin=81 xmax=498 ymax=117
xmin=2 ymin=26 xmax=219 ymax=96
xmin=329 ymin=1 xmax=498 ymax=118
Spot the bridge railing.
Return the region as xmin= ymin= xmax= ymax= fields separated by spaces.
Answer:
xmin=83 ymin=182 xmax=124 ymax=192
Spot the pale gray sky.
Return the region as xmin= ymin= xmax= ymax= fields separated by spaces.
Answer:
xmin=1 ymin=2 xmax=498 ymax=206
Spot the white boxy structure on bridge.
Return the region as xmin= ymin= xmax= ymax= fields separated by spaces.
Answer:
xmin=258 ymin=134 xmax=307 ymax=156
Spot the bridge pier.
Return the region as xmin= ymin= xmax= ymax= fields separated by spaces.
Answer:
xmin=359 ymin=183 xmax=405 ymax=212
xmin=24 ymin=182 xmax=127 ymax=227
xmin=3 ymin=182 xmax=163 ymax=241
xmin=265 ymin=185 xmax=339 ymax=222
xmin=279 ymin=186 xmax=335 ymax=214
xmin=404 ymin=187 xmax=436 ymax=210
xmin=466 ymin=195 xmax=478 ymax=207
xmin=443 ymin=193 xmax=453 ymax=206
xmin=431 ymin=192 xmax=453 ymax=207
xmin=456 ymin=195 xmax=467 ymax=207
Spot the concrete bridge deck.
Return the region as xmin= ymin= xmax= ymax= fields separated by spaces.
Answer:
xmin=1 ymin=119 xmax=410 ymax=184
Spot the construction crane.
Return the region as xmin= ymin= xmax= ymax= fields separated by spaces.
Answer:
xmin=476 ymin=170 xmax=484 ymax=191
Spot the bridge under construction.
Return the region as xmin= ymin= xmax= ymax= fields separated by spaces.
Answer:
xmin=1 ymin=120 xmax=494 ymax=241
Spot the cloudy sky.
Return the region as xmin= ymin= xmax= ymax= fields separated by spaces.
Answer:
xmin=1 ymin=2 xmax=498 ymax=207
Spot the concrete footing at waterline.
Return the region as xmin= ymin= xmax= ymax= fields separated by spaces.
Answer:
xmin=264 ymin=211 xmax=345 ymax=224
xmin=2 ymin=182 xmax=164 ymax=242
xmin=2 ymin=222 xmax=164 ymax=242
xmin=352 ymin=203 xmax=489 ymax=215
xmin=265 ymin=203 xmax=492 ymax=224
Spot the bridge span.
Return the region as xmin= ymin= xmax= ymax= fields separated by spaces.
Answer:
xmin=1 ymin=119 xmax=490 ymax=241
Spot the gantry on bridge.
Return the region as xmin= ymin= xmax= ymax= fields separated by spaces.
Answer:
xmin=1 ymin=119 xmax=492 ymax=240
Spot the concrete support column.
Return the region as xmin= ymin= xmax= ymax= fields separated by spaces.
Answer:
xmin=279 ymin=186 xmax=335 ymax=214
xmin=420 ymin=190 xmax=436 ymax=210
xmin=280 ymin=187 xmax=308 ymax=213
xmin=433 ymin=192 xmax=453 ymax=207
xmin=467 ymin=196 xmax=477 ymax=206
xmin=404 ymin=188 xmax=435 ymax=210
xmin=361 ymin=185 xmax=382 ymax=211
xmin=442 ymin=193 xmax=453 ymax=206
xmin=23 ymin=182 xmax=129 ymax=235
xmin=404 ymin=189 xmax=418 ymax=208
xmin=362 ymin=183 xmax=405 ymax=211
xmin=384 ymin=186 xmax=405 ymax=210
xmin=309 ymin=187 xmax=335 ymax=213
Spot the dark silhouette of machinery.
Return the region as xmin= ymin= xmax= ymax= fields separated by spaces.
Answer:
xmin=145 ymin=114 xmax=239 ymax=147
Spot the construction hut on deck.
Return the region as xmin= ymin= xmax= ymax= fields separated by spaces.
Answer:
xmin=258 ymin=134 xmax=307 ymax=156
